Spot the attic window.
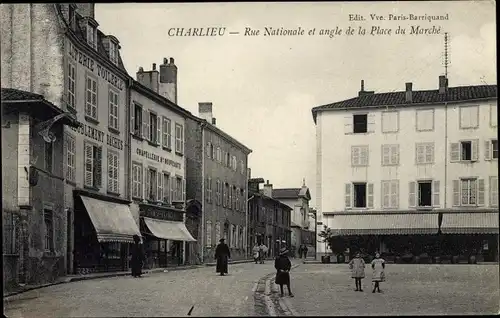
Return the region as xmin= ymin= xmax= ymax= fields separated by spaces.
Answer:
xmin=109 ymin=41 xmax=118 ymax=65
xmin=86 ymin=24 xmax=97 ymax=49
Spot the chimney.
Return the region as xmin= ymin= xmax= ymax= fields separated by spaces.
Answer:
xmin=263 ymin=180 xmax=273 ymax=198
xmin=199 ymin=102 xmax=213 ymax=123
xmin=358 ymin=80 xmax=375 ymax=97
xmin=159 ymin=57 xmax=178 ymax=103
xmin=136 ymin=64 xmax=159 ymax=93
xmin=439 ymin=75 xmax=448 ymax=94
xmin=212 ymin=118 xmax=216 ymax=125
xmin=75 ymin=4 xmax=95 ymax=19
xmin=405 ymin=82 xmax=413 ymax=103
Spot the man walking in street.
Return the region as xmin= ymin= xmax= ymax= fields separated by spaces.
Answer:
xmin=259 ymin=243 xmax=268 ymax=264
xmin=215 ymin=238 xmax=231 ymax=276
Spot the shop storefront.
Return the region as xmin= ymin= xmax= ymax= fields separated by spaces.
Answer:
xmin=73 ymin=190 xmax=141 ymax=274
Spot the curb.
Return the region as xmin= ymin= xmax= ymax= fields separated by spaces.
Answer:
xmin=205 ymin=259 xmax=255 ymax=266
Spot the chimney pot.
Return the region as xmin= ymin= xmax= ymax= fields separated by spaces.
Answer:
xmin=406 ymin=82 xmax=412 ymax=91
xmin=405 ymin=82 xmax=413 ymax=102
xmin=361 ymin=80 xmax=365 ymax=91
xmin=163 ymin=58 xmax=168 ymax=64
xmin=439 ymin=75 xmax=448 ymax=94
xmin=138 ymin=67 xmax=144 ymax=72
xmin=212 ymin=118 xmax=216 ymax=125
xmin=152 ymin=63 xmax=156 ymax=70
xmin=169 ymin=57 xmax=175 ymax=64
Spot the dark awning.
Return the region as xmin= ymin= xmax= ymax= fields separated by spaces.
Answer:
xmin=441 ymin=212 xmax=499 ymax=234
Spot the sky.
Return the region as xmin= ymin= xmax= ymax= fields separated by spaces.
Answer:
xmin=95 ymin=1 xmax=496 ymax=208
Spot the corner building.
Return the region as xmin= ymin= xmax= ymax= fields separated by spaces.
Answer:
xmin=312 ymin=77 xmax=498 ymax=263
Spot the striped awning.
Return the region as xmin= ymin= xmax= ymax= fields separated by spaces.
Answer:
xmin=80 ymin=195 xmax=141 ymax=243
xmin=440 ymin=212 xmax=499 ymax=234
xmin=329 ymin=213 xmax=439 ymax=236
xmin=143 ymin=217 xmax=196 ymax=242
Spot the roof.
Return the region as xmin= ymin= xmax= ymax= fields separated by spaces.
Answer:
xmin=311 ymin=84 xmax=498 ymax=123
xmin=273 ymin=187 xmax=311 ymax=201
xmin=192 ymin=117 xmax=252 ymax=155
xmin=1 ymin=88 xmax=45 ymax=101
xmin=249 ymin=191 xmax=292 ymax=211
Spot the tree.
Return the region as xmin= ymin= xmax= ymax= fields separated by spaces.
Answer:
xmin=318 ymin=225 xmax=348 ymax=255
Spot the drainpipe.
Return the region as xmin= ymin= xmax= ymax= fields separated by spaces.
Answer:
xmin=247 ymin=195 xmax=255 ymax=258
xmin=444 ymin=83 xmax=448 ymax=212
xmin=200 ymin=122 xmax=206 ymax=262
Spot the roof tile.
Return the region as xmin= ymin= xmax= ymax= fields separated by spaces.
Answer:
xmin=1 ymin=88 xmax=45 ymax=101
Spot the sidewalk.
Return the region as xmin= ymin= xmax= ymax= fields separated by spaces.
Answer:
xmin=4 ymin=259 xmax=254 ymax=299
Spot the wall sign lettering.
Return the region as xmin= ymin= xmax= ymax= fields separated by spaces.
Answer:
xmin=70 ymin=122 xmax=124 ymax=150
xmin=135 ymin=149 xmax=181 ymax=169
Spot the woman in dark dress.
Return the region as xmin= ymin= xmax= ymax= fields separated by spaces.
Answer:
xmin=215 ymin=238 xmax=231 ymax=276
xmin=130 ymin=235 xmax=145 ymax=278
xmin=274 ymin=247 xmax=294 ymax=297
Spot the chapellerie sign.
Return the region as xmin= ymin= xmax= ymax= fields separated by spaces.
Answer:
xmin=136 ymin=149 xmax=182 ymax=169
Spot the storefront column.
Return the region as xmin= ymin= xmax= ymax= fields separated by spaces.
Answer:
xmin=18 ymin=206 xmax=31 ymax=285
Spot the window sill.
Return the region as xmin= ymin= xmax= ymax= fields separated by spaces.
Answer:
xmin=84 ymin=115 xmax=99 ymax=125
xmin=382 ymin=164 xmax=400 ymax=167
xmin=106 ymin=190 xmax=121 ymax=197
xmin=132 ymin=134 xmax=144 ymax=141
xmin=351 ymin=165 xmax=369 ymax=168
xmin=415 ymin=162 xmax=434 ymax=166
xmin=416 ymin=206 xmax=434 ymax=210
xmin=108 ymin=126 xmax=120 ymax=135
xmin=132 ymin=196 xmax=143 ymax=202
xmin=84 ymin=185 xmax=100 ymax=192
xmin=162 ymin=146 xmax=172 ymax=152
xmin=65 ymin=179 xmax=77 ymax=187
xmin=346 ymin=132 xmax=372 ymax=135
xmin=416 ymin=129 xmax=435 ymax=132
xmin=175 ymin=151 xmax=184 ymax=157
xmin=147 ymin=141 xmax=160 ymax=147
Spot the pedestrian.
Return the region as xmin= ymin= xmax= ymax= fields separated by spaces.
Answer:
xmin=130 ymin=235 xmax=145 ymax=278
xmin=252 ymin=243 xmax=260 ymax=264
xmin=297 ymin=245 xmax=303 ymax=259
xmin=348 ymin=251 xmax=366 ymax=291
xmin=274 ymin=247 xmax=294 ymax=298
xmin=259 ymin=243 xmax=268 ymax=264
xmin=371 ymin=252 xmax=386 ymax=293
xmin=303 ymin=245 xmax=309 ymax=259
xmin=215 ymin=238 xmax=231 ymax=276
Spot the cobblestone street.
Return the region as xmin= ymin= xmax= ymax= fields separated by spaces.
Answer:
xmin=3 ymin=262 xmax=278 ymax=317
xmin=283 ymin=264 xmax=499 ymax=316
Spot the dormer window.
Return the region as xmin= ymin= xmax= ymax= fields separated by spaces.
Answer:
xmin=86 ymin=24 xmax=97 ymax=49
xmin=109 ymin=41 xmax=118 ymax=65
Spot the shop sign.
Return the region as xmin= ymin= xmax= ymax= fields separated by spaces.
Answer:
xmin=136 ymin=149 xmax=182 ymax=169
xmin=70 ymin=122 xmax=124 ymax=150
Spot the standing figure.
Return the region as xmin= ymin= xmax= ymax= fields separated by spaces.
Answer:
xmin=371 ymin=252 xmax=386 ymax=293
xmin=252 ymin=243 xmax=261 ymax=264
xmin=303 ymin=245 xmax=309 ymax=259
xmin=130 ymin=235 xmax=145 ymax=278
xmin=215 ymin=238 xmax=231 ymax=276
xmin=348 ymin=252 xmax=366 ymax=291
xmin=297 ymin=245 xmax=303 ymax=259
xmin=259 ymin=243 xmax=268 ymax=264
xmin=274 ymin=247 xmax=294 ymax=297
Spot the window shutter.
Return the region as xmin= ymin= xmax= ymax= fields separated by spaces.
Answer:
xmin=390 ymin=181 xmax=399 ymax=208
xmin=477 ymin=179 xmax=485 ymax=206
xmin=408 ymin=181 xmax=416 ymax=208
xmin=416 ymin=144 xmax=425 ymax=164
xmin=63 ymin=134 xmax=68 ymax=179
xmin=490 ymin=176 xmax=498 ymax=207
xmin=471 ymin=139 xmax=479 ymax=161
xmin=84 ymin=143 xmax=93 ymax=187
xmin=432 ymin=180 xmax=440 ymax=207
xmin=130 ymin=104 xmax=135 ymax=134
xmin=361 ymin=147 xmax=369 ymax=166
xmin=344 ymin=183 xmax=352 ymax=209
xmin=381 ymin=181 xmax=389 ymax=208
xmin=157 ymin=172 xmax=163 ymax=202
xmin=367 ymin=183 xmax=374 ymax=208
xmin=156 ymin=115 xmax=161 ymax=145
xmin=425 ymin=144 xmax=434 ymax=163
xmin=344 ymin=116 xmax=353 ymax=134
xmin=450 ymin=143 xmax=460 ymax=162
xmin=485 ymin=141 xmax=492 ymax=160
xmin=114 ymin=155 xmax=119 ymax=192
xmin=452 ymin=180 xmax=460 ymax=206
xmin=182 ymin=179 xmax=186 ymax=202
xmin=351 ymin=147 xmax=360 ymax=166
xmin=391 ymin=145 xmax=399 ymax=165
xmin=94 ymin=146 xmax=102 ymax=187
xmin=235 ymin=225 xmax=239 ymax=248
xmin=367 ymin=114 xmax=376 ymax=132
xmin=141 ymin=109 xmax=148 ymax=139
xmin=145 ymin=167 xmax=150 ymax=201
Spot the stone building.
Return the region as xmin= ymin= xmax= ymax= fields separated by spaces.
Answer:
xmin=185 ymin=103 xmax=252 ymax=262
xmin=131 ymin=60 xmax=197 ymax=268
xmin=2 ymin=88 xmax=79 ymax=291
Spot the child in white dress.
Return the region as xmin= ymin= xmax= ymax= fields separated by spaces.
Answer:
xmin=371 ymin=252 xmax=386 ymax=293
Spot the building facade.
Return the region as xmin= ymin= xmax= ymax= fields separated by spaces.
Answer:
xmin=312 ymin=77 xmax=498 ymax=263
xmin=185 ymin=103 xmax=252 ymax=262
xmin=130 ymin=60 xmax=196 ymax=268
xmin=247 ymin=178 xmax=292 ymax=258
xmin=272 ymin=182 xmax=315 ymax=257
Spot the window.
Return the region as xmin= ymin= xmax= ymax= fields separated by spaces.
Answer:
xmin=206 ymin=177 xmax=212 ymax=203
xmin=224 ymin=183 xmax=229 ymax=207
xmin=107 ymin=151 xmax=119 ymax=193
xmin=240 ymin=226 xmax=245 ymax=249
xmin=381 ymin=111 xmax=399 ymax=133
xmin=162 ymin=117 xmax=171 ymax=149
xmin=232 ymin=156 xmax=237 ymax=171
xmin=416 ymin=109 xmax=434 ymax=131
xmin=452 ymin=178 xmax=485 ymax=206
xmin=3 ymin=212 xmax=17 ymax=254
xmin=216 ymin=147 xmax=221 ymax=163
xmin=409 ymin=180 xmax=440 ymax=208
xmin=240 ymin=189 xmax=245 ymax=211
xmin=132 ymin=163 xmax=143 ymax=199
xmin=212 ymin=143 xmax=216 ymax=159
xmin=86 ymin=24 xmax=97 ymax=49
xmin=490 ymin=176 xmax=498 ymax=207
xmin=44 ymin=209 xmax=53 ymax=252
xmin=206 ymin=221 xmax=212 ymax=247
xmin=145 ymin=168 xmax=158 ymax=201
xmin=174 ymin=177 xmax=183 ymax=201
xmin=215 ymin=222 xmax=221 ymax=243
xmin=381 ymin=144 xmax=399 ymax=165
xmin=459 ymin=105 xmax=479 ymax=129
xmin=84 ymin=143 xmax=102 ymax=188
xmin=353 ymin=114 xmax=367 ymax=133
xmin=345 ymin=182 xmax=373 ymax=209
xmin=416 ymin=143 xmax=434 ymax=164
xmin=67 ymin=62 xmax=76 ymax=109
xmin=240 ymin=160 xmax=245 ymax=174
xmin=65 ymin=134 xmax=76 ymax=182
xmin=417 ymin=181 xmax=432 ymax=207
xmin=133 ymin=104 xmax=142 ymax=136
xmin=485 ymin=139 xmax=498 ymax=160
xmin=216 ymin=179 xmax=222 ymax=205
xmin=381 ymin=180 xmax=399 ymax=209
xmin=149 ymin=113 xmax=160 ymax=144
xmin=162 ymin=173 xmax=170 ymax=203
xmin=490 ymin=104 xmax=497 ymax=127
xmin=229 ymin=186 xmax=233 ymax=209
xmin=235 ymin=188 xmax=240 ymax=211
xmin=45 ymin=141 xmax=53 ymax=172
xmin=109 ymin=41 xmax=118 ymax=65
xmin=175 ymin=123 xmax=184 ymax=154
xmin=351 ymin=145 xmax=369 ymax=166
xmin=450 ymin=140 xmax=479 ymax=162
xmin=225 ymin=152 xmax=230 ymax=167
xmin=108 ymin=90 xmax=119 ymax=130
xmin=85 ymin=76 xmax=98 ymax=120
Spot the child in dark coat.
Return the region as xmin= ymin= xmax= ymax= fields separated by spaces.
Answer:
xmin=274 ymin=247 xmax=294 ymax=297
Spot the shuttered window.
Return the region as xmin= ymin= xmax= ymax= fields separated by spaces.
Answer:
xmin=416 ymin=109 xmax=434 ymax=131
xmin=67 ymin=62 xmax=76 ymax=110
xmin=107 ymin=150 xmax=119 ymax=194
xmin=108 ymin=89 xmax=119 ymax=130
xmin=416 ymin=142 xmax=434 ymax=164
xmin=162 ymin=117 xmax=172 ymax=149
xmin=459 ymin=105 xmax=479 ymax=129
xmin=490 ymin=176 xmax=498 ymax=207
xmin=85 ymin=76 xmax=98 ymax=119
xmin=382 ymin=144 xmax=399 ymax=165
xmin=351 ymin=145 xmax=369 ymax=166
xmin=132 ymin=163 xmax=142 ymax=199
xmin=381 ymin=180 xmax=399 ymax=209
xmin=216 ymin=179 xmax=222 ymax=205
xmin=450 ymin=140 xmax=479 ymax=162
xmin=175 ymin=123 xmax=184 ymax=154
xmin=381 ymin=111 xmax=399 ymax=133
xmin=206 ymin=177 xmax=213 ymax=203
xmin=163 ymin=173 xmax=170 ymax=203
xmin=84 ymin=142 xmax=102 ymax=188
xmin=455 ymin=178 xmax=484 ymax=206
xmin=65 ymin=134 xmax=76 ymax=182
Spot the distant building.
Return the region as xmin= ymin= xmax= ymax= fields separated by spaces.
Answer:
xmin=312 ymin=77 xmax=498 ymax=263
xmin=272 ymin=181 xmax=315 ymax=257
xmin=185 ymin=103 xmax=252 ymax=262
